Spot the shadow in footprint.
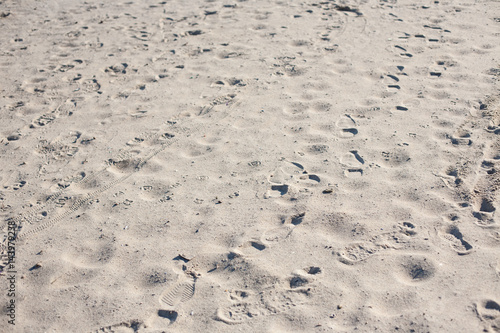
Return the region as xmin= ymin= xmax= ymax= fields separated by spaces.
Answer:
xmin=291 ymin=212 xmax=306 ymax=225
xmin=440 ymin=225 xmax=473 ymax=255
xmin=158 ymin=310 xmax=178 ymax=324
xmin=290 ymin=276 xmax=309 ymax=288
xmin=306 ymin=174 xmax=321 ymax=182
xmin=271 ymin=184 xmax=288 ymax=196
xmin=343 ymin=128 xmax=358 ymax=136
xmin=249 ymin=241 xmax=266 ymax=251
xmin=476 ymin=299 xmax=500 ymax=330
xmin=306 ymin=266 xmax=322 ymax=275
xmin=350 ymin=150 xmax=365 ymax=164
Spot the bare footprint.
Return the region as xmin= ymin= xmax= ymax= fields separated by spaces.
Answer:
xmin=473 ymin=197 xmax=496 ymax=227
xmin=264 ymin=184 xmax=289 ymax=198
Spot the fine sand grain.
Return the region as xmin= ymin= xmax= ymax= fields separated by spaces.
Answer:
xmin=1 ymin=0 xmax=499 ymax=332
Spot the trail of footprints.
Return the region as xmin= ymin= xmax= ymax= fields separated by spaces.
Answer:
xmin=470 ymin=102 xmax=499 ymax=227
xmin=438 ymin=99 xmax=498 ymax=244
xmin=216 ymin=215 xmax=321 ymax=325
xmin=265 ymin=112 xmax=364 ymax=197
xmin=149 ymin=212 xmax=320 ymax=326
xmin=0 ymin=94 xmax=237 ymax=262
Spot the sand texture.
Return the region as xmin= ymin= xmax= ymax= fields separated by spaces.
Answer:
xmin=1 ymin=0 xmax=500 ymax=332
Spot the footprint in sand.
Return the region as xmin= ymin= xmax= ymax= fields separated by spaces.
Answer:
xmin=475 ymin=299 xmax=500 ymax=332
xmin=289 ymin=266 xmax=322 ymax=289
xmin=393 ymin=45 xmax=413 ymax=58
xmin=439 ymin=224 xmax=473 ymax=255
xmin=233 ymin=240 xmax=268 ymax=257
xmin=216 ymin=274 xmax=315 ymax=325
xmin=159 ymin=275 xmax=196 ymax=310
xmin=384 ymin=73 xmax=401 ymax=93
xmin=340 ymin=150 xmax=365 ymax=177
xmin=262 ymin=224 xmax=295 ymax=244
xmin=449 ymin=129 xmax=472 ymax=146
xmin=149 ymin=274 xmax=196 ymax=327
xmin=264 ymin=161 xmax=321 ymax=198
xmin=336 ymin=242 xmax=378 ymax=265
xmin=265 ymin=165 xmax=292 ymax=198
xmin=3 ymin=180 xmax=26 ymax=191
xmin=259 ymin=213 xmax=306 ymax=246
xmin=215 ymin=290 xmax=264 ymax=325
xmin=336 ymin=223 xmax=418 ymax=265
xmin=336 ymin=114 xmax=358 ymax=138
xmin=235 ymin=212 xmax=306 ymax=256
xmin=282 ymin=161 xmax=322 ymax=186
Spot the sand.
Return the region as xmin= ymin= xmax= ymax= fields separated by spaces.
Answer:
xmin=0 ymin=0 xmax=499 ymax=332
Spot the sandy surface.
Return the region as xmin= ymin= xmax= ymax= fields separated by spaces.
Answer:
xmin=1 ymin=0 xmax=499 ymax=332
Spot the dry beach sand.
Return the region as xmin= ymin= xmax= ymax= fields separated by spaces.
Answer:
xmin=1 ymin=0 xmax=500 ymax=332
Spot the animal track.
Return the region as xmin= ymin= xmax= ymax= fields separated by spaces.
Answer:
xmin=336 ymin=242 xmax=377 ymax=264
xmin=262 ymin=224 xmax=295 ymax=244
